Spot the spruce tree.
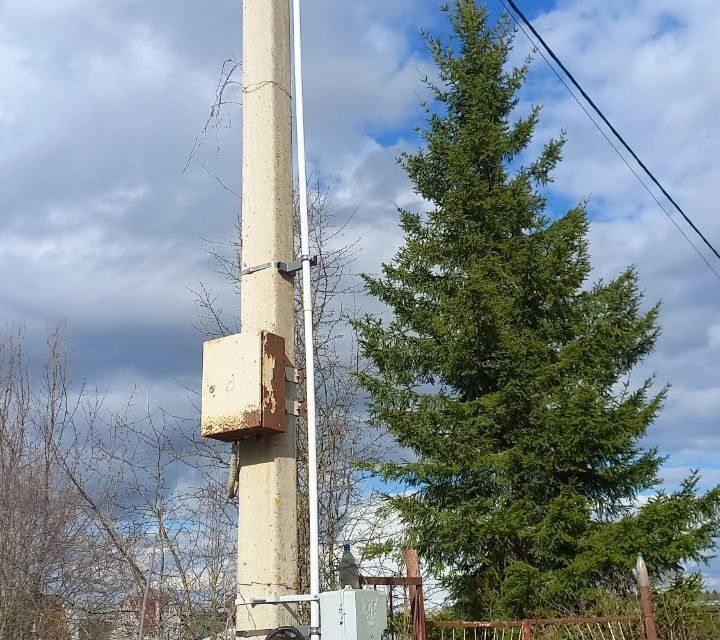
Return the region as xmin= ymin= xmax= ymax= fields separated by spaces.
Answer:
xmin=355 ymin=1 xmax=720 ymax=618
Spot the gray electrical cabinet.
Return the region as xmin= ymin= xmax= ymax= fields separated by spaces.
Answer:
xmin=320 ymin=589 xmax=387 ymax=640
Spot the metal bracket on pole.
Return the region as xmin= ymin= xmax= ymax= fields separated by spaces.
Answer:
xmin=241 ymin=256 xmax=318 ymax=277
xmin=242 ymin=594 xmax=320 ymax=607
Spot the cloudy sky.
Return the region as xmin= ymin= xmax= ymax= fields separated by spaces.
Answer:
xmin=1 ymin=0 xmax=719 ymax=583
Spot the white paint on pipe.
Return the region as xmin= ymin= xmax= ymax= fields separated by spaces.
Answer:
xmin=291 ymin=0 xmax=321 ymax=638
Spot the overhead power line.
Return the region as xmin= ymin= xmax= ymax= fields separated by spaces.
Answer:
xmin=501 ymin=0 xmax=720 ymax=279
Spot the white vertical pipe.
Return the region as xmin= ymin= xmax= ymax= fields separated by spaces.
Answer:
xmin=290 ymin=0 xmax=321 ymax=638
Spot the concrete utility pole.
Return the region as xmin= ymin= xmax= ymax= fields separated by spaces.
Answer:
xmin=236 ymin=0 xmax=296 ymax=633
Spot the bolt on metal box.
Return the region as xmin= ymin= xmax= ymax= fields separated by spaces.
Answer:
xmin=201 ymin=331 xmax=290 ymax=441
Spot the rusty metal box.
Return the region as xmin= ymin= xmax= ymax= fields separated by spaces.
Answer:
xmin=201 ymin=331 xmax=288 ymax=440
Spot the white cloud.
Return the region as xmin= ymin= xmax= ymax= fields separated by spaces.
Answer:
xmin=514 ymin=1 xmax=720 ymax=467
xmin=708 ymin=325 xmax=720 ymax=348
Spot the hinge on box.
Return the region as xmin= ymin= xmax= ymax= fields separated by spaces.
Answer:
xmin=285 ymin=399 xmax=307 ymax=417
xmin=285 ymin=366 xmax=306 ymax=384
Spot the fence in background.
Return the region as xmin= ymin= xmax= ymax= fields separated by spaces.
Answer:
xmin=426 ymin=615 xmax=643 ymax=640
xmin=366 ymin=550 xmax=661 ymax=640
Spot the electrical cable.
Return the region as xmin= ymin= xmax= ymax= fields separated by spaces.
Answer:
xmin=500 ymin=0 xmax=720 ymax=280
xmin=504 ymin=0 xmax=720 ymax=262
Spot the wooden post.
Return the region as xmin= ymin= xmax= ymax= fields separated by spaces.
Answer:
xmin=636 ymin=553 xmax=658 ymax=640
xmin=405 ymin=549 xmax=427 ymax=640
xmin=521 ymin=620 xmax=533 ymax=640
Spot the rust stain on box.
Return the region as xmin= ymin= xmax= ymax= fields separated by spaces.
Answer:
xmin=202 ymin=409 xmax=262 ymax=442
xmin=261 ymin=331 xmax=287 ymax=433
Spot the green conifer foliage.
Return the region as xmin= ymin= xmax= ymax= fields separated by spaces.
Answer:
xmin=355 ymin=1 xmax=720 ymax=618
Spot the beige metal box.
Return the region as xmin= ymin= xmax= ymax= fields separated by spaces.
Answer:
xmin=201 ymin=331 xmax=290 ymax=441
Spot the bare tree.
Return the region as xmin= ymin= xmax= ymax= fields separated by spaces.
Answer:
xmin=292 ymin=185 xmax=371 ymax=593
xmin=0 ymin=326 xmax=130 ymax=640
xmin=57 ymin=389 xmax=237 ymax=640
xmin=0 ymin=321 xmax=236 ymax=639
